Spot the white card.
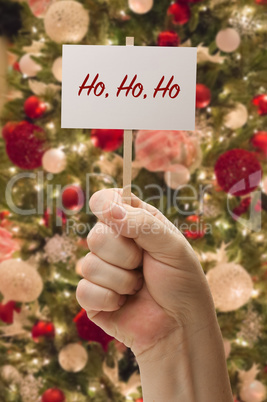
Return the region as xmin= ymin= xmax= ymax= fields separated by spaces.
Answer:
xmin=61 ymin=45 xmax=197 ymax=131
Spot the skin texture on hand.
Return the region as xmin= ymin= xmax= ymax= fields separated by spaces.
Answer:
xmin=76 ymin=189 xmax=234 ymax=401
xmin=76 ymin=188 xmax=216 ymax=357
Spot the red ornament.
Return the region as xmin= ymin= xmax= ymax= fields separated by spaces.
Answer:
xmin=0 ymin=301 xmax=21 ymax=324
xmin=252 ymin=94 xmax=267 ymax=115
xmin=5 ymin=121 xmax=47 ymax=169
xmin=196 ymin=84 xmax=211 ymax=108
xmin=90 ymin=129 xmax=124 ymax=151
xmin=61 ymin=185 xmax=84 ymax=210
xmin=157 ymin=31 xmax=180 ymax=46
xmin=24 ymin=96 xmax=46 ymax=119
xmin=31 ymin=321 xmax=55 ymax=340
xmin=183 ymin=215 xmax=206 ymax=240
xmin=41 ymin=388 xmax=65 ymax=402
xmin=2 ymin=121 xmax=18 ymax=141
xmin=251 ymin=131 xmax=267 ymax=156
xmin=255 ymin=0 xmax=267 ymax=4
xmin=73 ymin=309 xmax=113 ymax=351
xmin=13 ymin=61 xmax=21 ymax=72
xmin=167 ymin=2 xmax=191 ymax=25
xmin=232 ymin=197 xmax=251 ymax=218
xmin=135 ymin=399 xmax=143 ymax=402
xmin=215 ymin=149 xmax=262 ymax=196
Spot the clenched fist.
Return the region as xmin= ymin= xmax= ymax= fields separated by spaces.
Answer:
xmin=76 ymin=188 xmax=216 ymax=358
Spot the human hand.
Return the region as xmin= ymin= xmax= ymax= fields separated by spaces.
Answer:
xmin=76 ymin=188 xmax=216 ymax=359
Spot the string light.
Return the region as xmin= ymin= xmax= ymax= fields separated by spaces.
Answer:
xmin=9 ymin=167 xmax=16 ymax=173
xmin=32 ymin=26 xmax=38 ymax=33
xmin=251 ymin=289 xmax=260 ymax=298
xmin=198 ymin=171 xmax=206 ymax=180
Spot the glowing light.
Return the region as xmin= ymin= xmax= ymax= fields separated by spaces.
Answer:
xmin=64 ymin=291 xmax=71 ymax=297
xmin=46 ymin=121 xmax=55 ymax=130
xmin=256 ymin=234 xmax=264 ymax=242
xmin=32 ymin=26 xmax=38 ymax=33
xmin=35 ymin=184 xmax=41 ymax=191
xmin=219 ymin=136 xmax=224 ymax=142
xmin=12 ymin=227 xmax=19 ymax=233
xmin=54 ymin=272 xmax=60 ymax=279
xmin=243 ymin=76 xmax=248 ymax=81
xmin=56 ymin=326 xmax=64 ymax=335
xmin=199 ymin=171 xmax=206 ymax=180
xmin=33 ymin=358 xmax=39 ymax=365
xmin=9 ymin=167 xmax=16 ymax=173
xmin=251 ymin=289 xmax=260 ymax=298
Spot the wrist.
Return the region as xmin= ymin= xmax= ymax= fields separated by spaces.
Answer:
xmin=136 ymin=317 xmax=233 ymax=402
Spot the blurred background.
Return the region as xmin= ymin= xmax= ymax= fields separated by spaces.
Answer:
xmin=0 ymin=0 xmax=267 ymax=401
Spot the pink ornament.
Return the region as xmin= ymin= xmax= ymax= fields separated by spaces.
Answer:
xmin=28 ymin=0 xmax=53 ymax=17
xmin=164 ymin=165 xmax=190 ymax=189
xmin=0 ymin=228 xmax=19 ymax=262
xmin=134 ymin=130 xmax=200 ymax=172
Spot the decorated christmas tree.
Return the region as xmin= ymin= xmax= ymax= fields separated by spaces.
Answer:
xmin=0 ymin=0 xmax=267 ymax=401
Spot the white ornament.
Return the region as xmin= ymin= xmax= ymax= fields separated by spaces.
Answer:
xmin=58 ymin=343 xmax=88 ymax=372
xmin=223 ymin=339 xmax=231 ymax=359
xmin=19 ymin=54 xmax=41 ymax=77
xmin=1 ymin=365 xmax=22 ymax=384
xmin=44 ymin=1 xmax=89 ymax=43
xmin=0 ymin=259 xmax=43 ymax=302
xmin=128 ymin=0 xmax=153 ymax=14
xmin=75 ymin=257 xmax=85 ymax=276
xmin=216 ymin=28 xmax=240 ymax=53
xmin=28 ymin=79 xmax=60 ymax=96
xmin=240 ymin=381 xmax=266 ymax=402
xmin=52 ymin=57 xmax=62 ymax=82
xmin=197 ymin=43 xmax=226 ymax=64
xmin=206 ymin=263 xmax=253 ymax=312
xmin=164 ymin=165 xmax=190 ymax=189
xmin=44 ymin=234 xmax=77 ymax=264
xmin=224 ymin=103 xmax=248 ymax=129
xmin=42 ymin=148 xmax=66 ymax=174
xmin=20 ymin=374 xmax=42 ymax=402
xmin=239 ymin=365 xmax=266 ymax=402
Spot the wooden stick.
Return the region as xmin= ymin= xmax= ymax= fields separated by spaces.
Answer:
xmin=122 ymin=37 xmax=134 ymax=204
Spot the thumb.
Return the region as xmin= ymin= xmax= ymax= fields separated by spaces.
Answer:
xmin=89 ymin=189 xmax=198 ymax=271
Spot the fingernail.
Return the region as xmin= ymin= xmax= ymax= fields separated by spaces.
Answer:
xmin=134 ymin=277 xmax=143 ymax=292
xmin=118 ymin=295 xmax=127 ymax=307
xmin=110 ymin=202 xmax=126 ymax=220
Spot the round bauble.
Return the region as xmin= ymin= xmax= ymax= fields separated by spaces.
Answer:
xmin=164 ymin=165 xmax=190 ymax=189
xmin=214 ymin=149 xmax=262 ymax=196
xmin=196 ymin=84 xmax=211 ymax=108
xmin=24 ymin=96 xmax=46 ymax=119
xmin=41 ymin=388 xmax=65 ymax=402
xmin=216 ymin=28 xmax=240 ymax=52
xmin=0 ymin=259 xmax=43 ymax=302
xmin=224 ymin=103 xmax=248 ymax=129
xmin=251 ymin=132 xmax=267 ymax=156
xmin=167 ymin=2 xmax=191 ymax=25
xmin=52 ymin=57 xmax=62 ymax=82
xmin=206 ymin=263 xmax=253 ymax=312
xmin=28 ymin=0 xmax=53 ymax=18
xmin=1 ymin=365 xmax=22 ymax=384
xmin=42 ymin=148 xmax=67 ymax=174
xmin=44 ymin=1 xmax=89 ymax=43
xmin=5 ymin=121 xmax=47 ymax=170
xmin=19 ymin=54 xmax=41 ymax=77
xmin=58 ymin=343 xmax=88 ymax=372
xmin=157 ymin=31 xmax=180 ymax=47
xmin=31 ymin=321 xmax=55 ymax=340
xmin=61 ymin=185 xmax=84 ymax=210
xmin=2 ymin=122 xmax=18 ymax=141
xmin=252 ymin=94 xmax=267 ymax=116
xmin=128 ymin=0 xmax=153 ymax=14
xmin=91 ymin=129 xmax=124 ymax=151
xmin=240 ymin=380 xmax=266 ymax=402
xmin=0 ymin=227 xmax=18 ymax=263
